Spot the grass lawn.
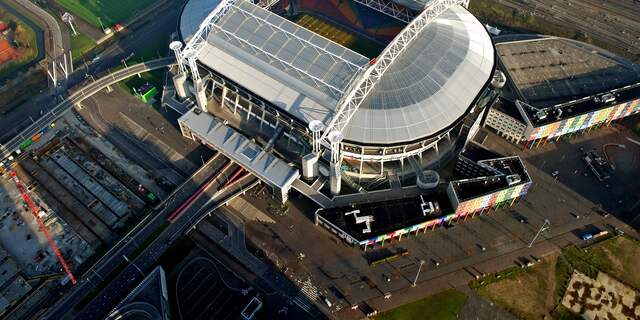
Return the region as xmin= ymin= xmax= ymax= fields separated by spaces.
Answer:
xmin=583 ymin=236 xmax=640 ymax=289
xmin=374 ymin=290 xmax=467 ymax=320
xmin=468 ymin=0 xmax=582 ymax=41
xmin=476 ymin=254 xmax=558 ymax=320
xmin=70 ymin=32 xmax=96 ymax=61
xmin=55 ymin=0 xmax=156 ymax=28
xmin=474 ymin=235 xmax=640 ymax=320
xmin=292 ymin=13 xmax=385 ymax=58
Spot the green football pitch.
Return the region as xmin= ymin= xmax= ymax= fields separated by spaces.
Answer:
xmin=55 ymin=0 xmax=156 ymax=28
xmin=293 ymin=13 xmax=384 ymax=58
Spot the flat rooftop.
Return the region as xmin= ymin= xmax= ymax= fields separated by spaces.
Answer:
xmin=106 ymin=266 xmax=169 ymax=320
xmin=497 ymin=37 xmax=640 ymax=107
xmin=452 ymin=152 xmax=531 ymax=202
xmin=460 ymin=141 xmax=503 ymax=164
xmin=520 ymin=82 xmax=640 ymax=127
xmin=318 ymin=193 xmax=454 ymax=242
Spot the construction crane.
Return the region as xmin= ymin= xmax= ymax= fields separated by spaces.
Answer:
xmin=9 ymin=171 xmax=77 ymax=284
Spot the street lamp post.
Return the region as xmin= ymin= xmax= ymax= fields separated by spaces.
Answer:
xmin=412 ymin=260 xmax=425 ymax=287
xmin=529 ymin=219 xmax=551 ymax=248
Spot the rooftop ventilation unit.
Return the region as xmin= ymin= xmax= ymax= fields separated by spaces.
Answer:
xmin=506 ymin=174 xmax=521 ymax=186
xmin=420 ymin=195 xmax=440 ymax=216
xmin=346 ymin=209 xmax=374 ymax=234
xmin=535 ymin=110 xmax=547 ymax=120
xmin=601 ymin=93 xmax=616 ymax=104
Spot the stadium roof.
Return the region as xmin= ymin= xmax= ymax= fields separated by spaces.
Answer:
xmin=345 ymin=5 xmax=494 ymax=144
xmin=180 ymin=0 xmax=494 ymax=145
xmin=391 ymin=0 xmax=433 ymax=11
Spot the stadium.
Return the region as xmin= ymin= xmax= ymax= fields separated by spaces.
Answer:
xmin=174 ymin=0 xmax=502 ymax=196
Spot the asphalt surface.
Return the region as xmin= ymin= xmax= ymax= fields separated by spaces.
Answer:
xmin=73 ymin=171 xmax=258 ymax=319
xmin=174 ymin=257 xmax=251 ymax=320
xmin=227 ymin=127 xmax=640 ymax=318
xmin=44 ymin=154 xmax=258 ymax=319
xmin=41 ymin=155 xmax=226 ymax=319
xmin=77 ymin=94 xmax=186 ymax=185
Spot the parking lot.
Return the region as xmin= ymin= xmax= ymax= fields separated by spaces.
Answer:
xmin=486 ymin=122 xmax=640 ymax=225
xmin=229 ymin=123 xmax=640 ymax=317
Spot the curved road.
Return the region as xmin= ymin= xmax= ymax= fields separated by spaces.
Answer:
xmin=0 ymin=57 xmax=175 ymax=160
xmin=14 ymin=0 xmax=65 ymax=58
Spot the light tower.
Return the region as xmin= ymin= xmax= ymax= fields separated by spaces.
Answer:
xmin=185 ymin=51 xmax=207 ymax=112
xmin=301 ymin=120 xmax=325 ymax=180
xmin=169 ymin=41 xmax=189 ymax=99
xmin=327 ymin=131 xmax=343 ymax=196
xmin=62 ymin=12 xmax=78 ymax=36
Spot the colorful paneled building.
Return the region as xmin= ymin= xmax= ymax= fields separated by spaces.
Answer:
xmin=485 ymin=37 xmax=640 ymax=147
xmin=315 ymin=143 xmax=532 ymax=249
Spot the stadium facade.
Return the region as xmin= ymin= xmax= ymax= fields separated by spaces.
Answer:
xmin=174 ymin=0 xmax=504 ymax=198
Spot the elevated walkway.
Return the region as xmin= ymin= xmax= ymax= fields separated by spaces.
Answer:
xmin=178 ymin=109 xmax=299 ymax=202
xmin=292 ymin=178 xmax=333 ymax=208
xmin=292 ymin=176 xmax=424 ymax=209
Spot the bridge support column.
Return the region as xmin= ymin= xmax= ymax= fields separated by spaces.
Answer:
xmin=105 ymin=85 xmax=113 ymax=93
xmin=302 ymin=120 xmax=325 ymax=180
xmin=302 ymin=153 xmax=319 ymax=180
xmin=330 ymin=162 xmax=341 ymax=196
xmin=328 ymin=131 xmax=343 ymax=196
xmin=220 ymin=86 xmax=228 ymax=110
xmin=195 ymin=78 xmax=208 ymax=112
xmin=170 ymin=41 xmax=189 ymax=100
xmin=173 ymin=72 xmax=189 ymax=99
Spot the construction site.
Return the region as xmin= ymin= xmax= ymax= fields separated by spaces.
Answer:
xmin=0 ymin=107 xmax=173 ymax=316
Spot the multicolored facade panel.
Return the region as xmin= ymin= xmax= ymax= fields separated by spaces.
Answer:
xmin=358 ymin=183 xmax=532 ymax=246
xmin=455 ymin=182 xmax=530 ymax=216
xmin=527 ymin=98 xmax=640 ymax=141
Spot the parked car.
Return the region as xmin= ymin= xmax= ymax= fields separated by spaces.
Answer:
xmin=580 ymin=232 xmax=593 ymax=241
xmin=513 ymin=213 xmax=528 ymax=224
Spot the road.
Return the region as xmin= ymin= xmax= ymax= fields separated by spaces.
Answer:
xmin=40 ymin=154 xmax=224 ymax=319
xmin=14 ymin=0 xmax=65 ymax=58
xmin=73 ymin=167 xmax=258 ymax=319
xmin=0 ymin=57 xmax=174 ymax=160
xmin=41 ymin=153 xmax=256 ymax=319
xmin=0 ymin=0 xmax=183 ymax=146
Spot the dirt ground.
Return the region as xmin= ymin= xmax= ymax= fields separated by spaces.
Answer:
xmin=561 ymin=271 xmax=640 ymax=319
xmin=478 ymin=253 xmax=559 ymax=320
